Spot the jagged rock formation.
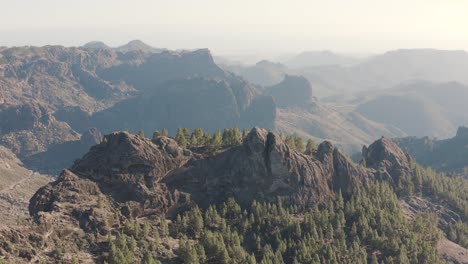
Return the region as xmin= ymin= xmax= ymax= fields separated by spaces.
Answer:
xmin=29 ymin=128 xmax=375 ymax=225
xmin=165 ymin=128 xmax=371 ymax=208
xmin=12 ymin=128 xmax=466 ymax=263
xmin=362 ymin=136 xmax=413 ymax=184
xmin=0 ymin=45 xmax=276 ymax=173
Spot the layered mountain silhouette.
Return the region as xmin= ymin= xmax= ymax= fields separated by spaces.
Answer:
xmin=394 ymin=126 xmax=468 ymax=174
xmin=0 ymin=43 xmax=276 ymax=173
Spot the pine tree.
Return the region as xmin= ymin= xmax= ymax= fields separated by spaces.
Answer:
xmin=175 ymin=128 xmax=188 ymax=147
xmin=294 ymin=136 xmax=305 ymax=153
xmin=152 ymin=130 xmax=161 ymax=139
xmin=142 ymin=252 xmax=156 ymax=264
xmin=242 ymin=128 xmax=249 ymax=140
xmin=138 ymin=130 xmax=145 ymax=138
xmin=305 ymin=138 xmax=316 ymax=154
xmin=160 ymin=218 xmax=169 ymax=237
xmin=212 ymin=130 xmax=223 ymax=148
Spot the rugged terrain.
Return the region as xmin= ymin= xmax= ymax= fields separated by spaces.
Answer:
xmin=0 ymin=42 xmax=276 ymax=173
xmin=394 ymin=126 xmax=468 ymax=174
xmin=0 ymin=128 xmax=465 ymax=263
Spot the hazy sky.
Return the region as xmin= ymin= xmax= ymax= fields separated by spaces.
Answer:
xmin=1 ymin=0 xmax=467 ymax=55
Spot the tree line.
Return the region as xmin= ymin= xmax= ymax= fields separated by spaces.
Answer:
xmin=136 ymin=128 xmax=317 ymax=154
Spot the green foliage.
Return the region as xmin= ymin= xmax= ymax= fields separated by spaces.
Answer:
xmin=137 ymin=130 xmax=145 ymax=138
xmin=284 ymin=135 xmax=307 ymax=153
xmin=305 ymin=139 xmax=316 ymax=154
xmin=222 ymin=128 xmax=242 ymax=147
xmin=152 ymin=128 xmax=169 ymax=139
xmin=142 ymin=252 xmax=156 ymax=264
xmin=447 ymin=221 xmax=468 ymax=248
xmin=402 ymin=162 xmax=468 ymax=220
xmin=212 ymin=130 xmax=223 ymax=148
xmin=169 ymin=181 xmax=443 ymax=263
xmin=175 ymin=128 xmax=188 ymax=147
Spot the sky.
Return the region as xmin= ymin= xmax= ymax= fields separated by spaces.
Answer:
xmin=1 ymin=0 xmax=467 ymax=56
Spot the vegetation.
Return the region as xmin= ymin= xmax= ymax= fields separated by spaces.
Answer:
xmin=150 ymin=127 xmax=317 ymax=156
xmin=102 ymin=181 xmax=444 ymax=264
xmin=399 ymin=161 xmax=468 ymax=221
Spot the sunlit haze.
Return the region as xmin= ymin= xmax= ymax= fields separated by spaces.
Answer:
xmin=1 ymin=0 xmax=467 ymax=55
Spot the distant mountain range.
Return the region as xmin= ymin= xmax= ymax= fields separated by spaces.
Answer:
xmin=1 ymin=42 xmax=468 ymax=173
xmin=224 ymin=49 xmax=468 ymax=98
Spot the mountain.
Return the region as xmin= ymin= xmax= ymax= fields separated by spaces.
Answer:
xmin=82 ymin=41 xmax=110 ymax=50
xmin=90 ymin=77 xmax=276 ymax=135
xmin=223 ymin=60 xmax=288 ymax=86
xmin=355 ymin=49 xmax=468 ymax=87
xmin=293 ymin=49 xmax=468 ymax=97
xmin=394 ymin=126 xmax=468 ymax=174
xmin=265 ymin=75 xmax=315 ymax=108
xmin=0 ymin=102 xmax=80 ymax=158
xmin=264 ymin=75 xmax=405 ymax=152
xmin=284 ymin=50 xmax=360 ymax=69
xmin=115 ymin=40 xmax=165 ymax=54
xmin=2 ymin=45 xmax=468 ymax=177
xmin=0 ymin=128 xmax=457 ymax=263
xmin=354 ymin=81 xmax=468 ymax=138
xmin=0 ymin=45 xmax=276 ymax=173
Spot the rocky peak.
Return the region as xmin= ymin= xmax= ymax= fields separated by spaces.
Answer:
xmin=29 ymin=129 xmax=416 ymax=224
xmin=362 ymin=137 xmax=412 ymax=184
xmin=243 ymin=127 xmax=268 ymax=153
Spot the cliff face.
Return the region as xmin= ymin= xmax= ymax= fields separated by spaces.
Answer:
xmin=0 ymin=45 xmax=276 ymax=174
xmin=362 ymin=137 xmax=413 ymax=184
xmin=164 ymin=128 xmax=371 ymax=208
xmin=30 ymin=128 xmax=392 ymax=225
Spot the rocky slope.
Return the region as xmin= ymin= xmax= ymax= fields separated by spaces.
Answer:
xmin=394 ymin=126 xmax=468 ymax=174
xmin=0 ymin=146 xmax=50 ymax=226
xmin=29 ymin=128 xmax=372 ymax=222
xmin=0 ymin=44 xmax=276 ymax=174
xmin=0 ymin=128 xmax=463 ymax=262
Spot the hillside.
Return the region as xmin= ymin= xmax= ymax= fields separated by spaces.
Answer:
xmin=0 ymin=146 xmax=50 ymax=226
xmin=0 ymin=44 xmax=276 ymax=173
xmin=394 ymin=126 xmax=468 ymax=174
xmin=0 ymin=128 xmax=464 ymax=263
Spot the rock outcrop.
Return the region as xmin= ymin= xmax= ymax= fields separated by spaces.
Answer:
xmin=30 ymin=128 xmax=378 ymax=223
xmin=362 ymin=137 xmax=413 ymax=184
xmin=0 ymin=45 xmax=277 ymax=174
